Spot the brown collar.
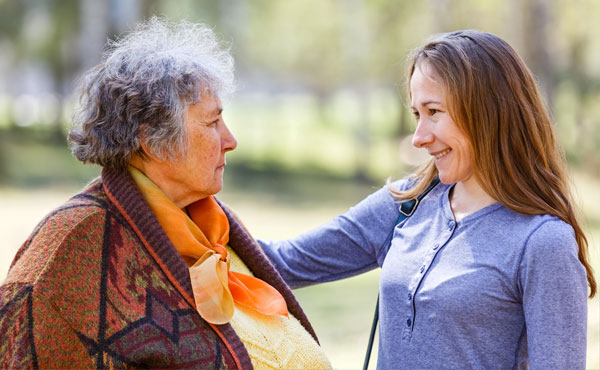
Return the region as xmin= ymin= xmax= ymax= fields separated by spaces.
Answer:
xmin=101 ymin=167 xmax=318 ymax=343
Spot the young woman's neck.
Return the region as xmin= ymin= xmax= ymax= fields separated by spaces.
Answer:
xmin=449 ymin=177 xmax=496 ymax=222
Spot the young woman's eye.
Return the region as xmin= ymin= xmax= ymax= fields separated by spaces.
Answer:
xmin=412 ymin=111 xmax=420 ymax=120
xmin=429 ymin=109 xmax=439 ymax=115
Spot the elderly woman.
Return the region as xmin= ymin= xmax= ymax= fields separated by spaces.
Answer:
xmin=0 ymin=18 xmax=330 ymax=369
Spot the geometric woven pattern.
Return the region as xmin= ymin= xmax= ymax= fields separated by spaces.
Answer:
xmin=0 ymin=180 xmax=237 ymax=368
xmin=0 ymin=284 xmax=38 ymax=369
xmin=76 ymin=289 xmax=224 ymax=368
xmin=0 ymin=170 xmax=317 ymax=368
xmin=146 ymin=290 xmax=179 ymax=342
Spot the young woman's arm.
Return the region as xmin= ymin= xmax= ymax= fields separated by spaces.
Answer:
xmin=259 ymin=181 xmax=410 ymax=289
xmin=519 ymin=218 xmax=588 ymax=369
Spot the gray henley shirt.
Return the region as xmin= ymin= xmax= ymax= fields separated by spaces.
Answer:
xmin=258 ymin=180 xmax=588 ymax=369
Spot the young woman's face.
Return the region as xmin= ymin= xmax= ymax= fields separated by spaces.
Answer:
xmin=410 ymin=62 xmax=475 ymax=186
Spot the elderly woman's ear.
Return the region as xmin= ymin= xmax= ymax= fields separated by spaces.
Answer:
xmin=134 ymin=124 xmax=176 ymax=163
xmin=134 ymin=129 xmax=153 ymax=161
xmin=130 ymin=131 xmax=166 ymax=171
xmin=129 ymin=129 xmax=164 ymax=174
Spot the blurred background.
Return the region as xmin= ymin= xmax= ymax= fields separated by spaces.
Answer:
xmin=0 ymin=0 xmax=598 ymax=368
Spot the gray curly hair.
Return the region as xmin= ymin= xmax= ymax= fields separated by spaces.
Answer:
xmin=68 ymin=17 xmax=235 ymax=170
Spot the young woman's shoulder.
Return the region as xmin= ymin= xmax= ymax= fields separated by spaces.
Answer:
xmin=513 ymin=212 xmax=587 ymax=305
xmin=501 ymin=211 xmax=574 ymax=239
xmin=498 ymin=211 xmax=579 ymax=261
xmin=524 ymin=214 xmax=577 ymax=254
xmin=387 ymin=177 xmax=418 ymax=192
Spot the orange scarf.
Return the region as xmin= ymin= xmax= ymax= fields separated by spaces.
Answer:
xmin=129 ymin=167 xmax=288 ymax=324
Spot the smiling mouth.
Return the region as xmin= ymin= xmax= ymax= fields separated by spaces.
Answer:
xmin=433 ymin=149 xmax=451 ymax=159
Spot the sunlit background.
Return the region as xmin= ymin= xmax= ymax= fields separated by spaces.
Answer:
xmin=0 ymin=0 xmax=599 ymax=368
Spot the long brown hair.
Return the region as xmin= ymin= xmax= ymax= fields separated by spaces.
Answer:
xmin=391 ymin=30 xmax=596 ymax=298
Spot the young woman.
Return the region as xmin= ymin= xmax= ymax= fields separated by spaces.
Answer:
xmin=259 ymin=30 xmax=595 ymax=369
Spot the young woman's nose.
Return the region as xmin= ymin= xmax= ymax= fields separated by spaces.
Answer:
xmin=411 ymin=120 xmax=433 ymax=148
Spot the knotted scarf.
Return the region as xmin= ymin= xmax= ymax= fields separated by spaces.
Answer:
xmin=129 ymin=166 xmax=288 ymax=324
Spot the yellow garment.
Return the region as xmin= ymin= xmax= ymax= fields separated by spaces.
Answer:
xmin=227 ymin=247 xmax=332 ymax=370
xmin=128 ymin=166 xmax=288 ymax=324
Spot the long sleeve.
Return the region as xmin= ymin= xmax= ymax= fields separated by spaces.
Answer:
xmin=259 ymin=180 xmax=590 ymax=368
xmin=259 ymin=181 xmax=409 ymax=288
xmin=518 ymin=219 xmax=588 ymax=369
xmin=0 ymin=283 xmax=39 ymax=369
xmin=0 ymin=282 xmax=94 ymax=368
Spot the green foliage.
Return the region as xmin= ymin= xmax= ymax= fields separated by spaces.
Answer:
xmin=0 ymin=128 xmax=99 ymax=188
xmin=1 ymin=0 xmax=599 ymax=179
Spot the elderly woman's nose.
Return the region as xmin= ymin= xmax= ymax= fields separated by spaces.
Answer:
xmin=412 ymin=120 xmax=432 ymax=148
xmin=222 ymin=123 xmax=237 ymax=152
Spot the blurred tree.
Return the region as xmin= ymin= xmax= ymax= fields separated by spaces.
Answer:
xmin=1 ymin=0 xmax=600 ymax=181
xmin=219 ymin=0 xmax=250 ymax=75
xmin=521 ymin=0 xmax=554 ymax=107
xmin=0 ymin=1 xmax=26 ymax=41
xmin=339 ymin=0 xmax=372 ymax=181
xmin=555 ymin=0 xmax=600 ymax=170
xmin=0 ymin=0 xmax=78 ymax=140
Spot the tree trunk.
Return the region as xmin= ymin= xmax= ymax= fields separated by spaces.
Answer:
xmin=521 ymin=0 xmax=554 ymax=109
xmin=339 ymin=0 xmax=371 ymax=181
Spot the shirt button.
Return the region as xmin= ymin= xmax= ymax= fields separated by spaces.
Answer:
xmin=408 ymin=293 xmax=412 ymax=300
xmin=406 ymin=318 xmax=412 ymax=327
xmin=448 ymin=220 xmax=455 ymax=229
xmin=419 ymin=266 xmax=425 ymax=273
xmin=433 ymin=243 xmax=440 ymax=250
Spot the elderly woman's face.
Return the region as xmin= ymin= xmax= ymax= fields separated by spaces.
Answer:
xmin=177 ymin=91 xmax=237 ymax=200
xmin=143 ymin=90 xmax=237 ymax=207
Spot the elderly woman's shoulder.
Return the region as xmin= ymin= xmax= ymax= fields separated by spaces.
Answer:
xmin=22 ymin=177 xmax=107 ymax=227
xmin=6 ymin=177 xmax=114 ymax=279
xmin=56 ymin=176 xmax=112 ymax=216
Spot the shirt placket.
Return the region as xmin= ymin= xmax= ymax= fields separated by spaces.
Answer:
xmin=402 ymin=217 xmax=456 ymax=342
